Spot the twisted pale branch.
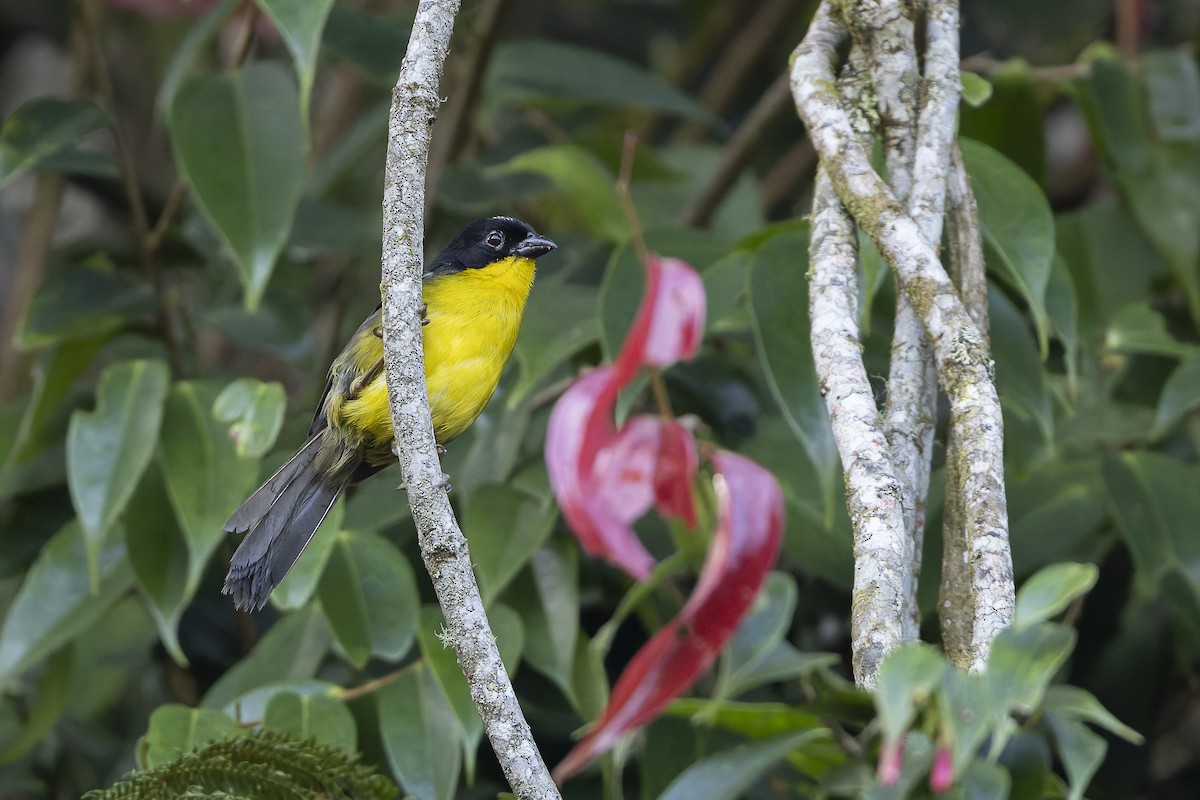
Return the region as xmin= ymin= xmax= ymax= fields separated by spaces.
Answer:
xmin=379 ymin=1 xmax=559 ymax=795
xmin=792 ymin=0 xmax=1014 ymax=675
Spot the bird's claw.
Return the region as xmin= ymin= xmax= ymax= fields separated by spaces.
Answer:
xmin=421 ymin=302 xmax=430 ymax=327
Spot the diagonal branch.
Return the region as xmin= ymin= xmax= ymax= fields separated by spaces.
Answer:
xmin=378 ymin=1 xmax=559 ymax=795
xmin=791 ymin=0 xmax=1014 ymax=672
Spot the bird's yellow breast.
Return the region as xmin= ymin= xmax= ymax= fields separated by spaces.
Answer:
xmin=332 ymin=256 xmax=536 ymax=452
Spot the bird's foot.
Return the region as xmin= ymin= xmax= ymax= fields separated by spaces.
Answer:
xmin=436 ymin=443 xmax=446 ymax=459
xmin=436 ymin=472 xmax=452 ymax=493
xmin=421 ymin=302 xmax=429 ymax=327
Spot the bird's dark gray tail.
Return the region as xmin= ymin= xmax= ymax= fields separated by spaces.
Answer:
xmin=222 ymin=433 xmax=353 ymax=612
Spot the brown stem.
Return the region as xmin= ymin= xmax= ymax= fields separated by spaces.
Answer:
xmin=759 ymin=138 xmax=817 ymax=217
xmin=680 ymin=71 xmax=792 ymax=228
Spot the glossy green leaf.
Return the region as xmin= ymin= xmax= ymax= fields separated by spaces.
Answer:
xmin=378 ymin=662 xmax=461 ymax=800
xmin=1102 ymin=452 xmax=1200 ymax=602
xmin=169 ymin=61 xmax=307 ymax=309
xmin=156 ymin=0 xmax=241 ymax=112
xmin=959 ymin=61 xmax=1045 ymax=180
xmin=494 ymin=145 xmax=625 ymax=240
xmin=1014 ymin=563 xmax=1098 ymax=629
xmin=3 ymin=337 xmax=102 ymax=472
xmin=417 ymin=603 xmax=522 ymax=779
xmin=718 ymin=573 xmax=838 ymax=700
xmin=203 ymin=607 xmax=332 ymax=711
xmin=873 ymin=643 xmax=946 ymax=743
xmin=212 ymin=377 xmax=287 ymax=458
xmin=0 ymin=645 xmax=73 ymax=764
xmin=960 ymin=759 xmax=1011 ymax=800
xmin=318 ymin=530 xmax=418 ymax=667
xmin=0 ymin=97 xmax=108 ymax=188
xmin=1044 ymin=712 xmax=1106 ymax=800
xmin=67 ymin=360 xmax=169 ymax=586
xmin=0 ymin=520 xmax=134 ymax=693
xmin=960 ymin=137 xmax=1055 ymax=354
xmin=1042 ymin=685 xmax=1142 ymax=744
xmin=1047 ymin=254 xmax=1080 ymax=389
xmin=990 ymin=288 xmax=1054 ymax=443
xmin=502 ymin=541 xmax=579 ymax=701
xmin=1143 ymin=50 xmax=1200 ymax=142
xmin=1008 ymin=460 xmax=1106 ymax=575
xmin=214 ymin=679 xmax=340 ymax=724
xmin=124 ymin=467 xmax=190 ymax=664
xmin=1105 ymin=303 xmax=1192 ymax=358
xmin=658 ymin=730 xmax=825 ymax=800
xmin=986 ymin=623 xmax=1076 ymax=727
xmin=272 ymin=499 xmax=343 ymax=610
xmin=253 ymin=0 xmax=336 ymax=115
xmin=462 ymin=484 xmax=556 ymax=604
xmin=485 ymin=39 xmax=717 ymax=125
xmin=1152 ymin=350 xmax=1200 ymax=436
xmin=322 ymin=7 xmax=413 ymax=84
xmin=961 ymin=72 xmax=994 ymax=107
xmin=142 ymin=704 xmax=242 ymax=769
xmin=936 ymin=667 xmax=992 ymax=776
xmin=510 ymin=277 xmax=598 ymax=406
xmin=1077 ymin=57 xmax=1200 ymax=323
xmin=748 ymin=227 xmax=839 ymax=505
xmin=17 ymin=262 xmax=156 ymax=348
xmin=263 ymin=690 xmax=356 ymax=752
xmin=666 ymin=699 xmax=825 ymax=739
xmin=159 ymin=381 xmax=260 ymax=598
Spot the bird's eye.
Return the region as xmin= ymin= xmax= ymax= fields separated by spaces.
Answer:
xmin=485 ymin=231 xmax=505 ymax=249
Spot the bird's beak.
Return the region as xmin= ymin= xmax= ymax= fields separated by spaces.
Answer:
xmin=515 ymin=234 xmax=557 ymax=259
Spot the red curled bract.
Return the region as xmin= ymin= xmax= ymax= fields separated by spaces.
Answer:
xmin=552 ymin=452 xmax=784 ymax=782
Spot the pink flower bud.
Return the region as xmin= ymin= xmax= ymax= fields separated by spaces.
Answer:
xmin=878 ymin=738 xmax=903 ymax=787
xmin=930 ymin=745 xmax=954 ymax=793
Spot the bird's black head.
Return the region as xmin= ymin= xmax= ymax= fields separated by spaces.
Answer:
xmin=426 ymin=217 xmax=556 ymax=277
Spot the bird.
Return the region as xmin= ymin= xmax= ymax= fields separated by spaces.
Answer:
xmin=221 ymin=216 xmax=556 ymax=611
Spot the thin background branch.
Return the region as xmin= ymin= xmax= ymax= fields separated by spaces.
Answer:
xmin=378 ymin=0 xmax=559 ymax=796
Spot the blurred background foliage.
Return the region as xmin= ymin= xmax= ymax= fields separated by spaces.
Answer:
xmin=1 ymin=0 xmax=1199 ymax=797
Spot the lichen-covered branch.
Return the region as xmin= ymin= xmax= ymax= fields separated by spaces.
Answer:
xmin=810 ymin=167 xmax=909 ymax=688
xmin=791 ymin=0 xmax=1014 ymax=672
xmin=379 ymin=1 xmax=559 ymax=796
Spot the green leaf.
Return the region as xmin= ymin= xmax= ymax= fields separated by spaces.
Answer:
xmin=416 ymin=603 xmax=522 ymax=780
xmin=509 ymin=277 xmax=598 ymax=406
xmin=960 ymin=72 xmax=994 ymax=107
xmin=960 ymin=759 xmax=1011 ymax=800
xmin=485 ymin=39 xmax=718 ymax=125
xmin=0 ymin=97 xmax=108 ymax=188
xmin=718 ymin=573 xmax=838 ymax=699
xmin=263 ymin=690 xmax=356 ymax=752
xmin=1152 ymin=350 xmax=1200 ymax=436
xmin=748 ymin=226 xmax=839 ymax=507
xmin=1007 ymin=460 xmax=1106 ymax=574
xmin=156 ymin=0 xmax=242 ymax=112
xmin=169 ymin=61 xmax=307 ymax=310
xmin=318 ymin=531 xmax=418 ymax=668
xmin=1014 ymin=563 xmax=1098 ymax=629
xmin=203 ymin=607 xmax=332 ymax=711
xmin=666 ymin=699 xmax=825 ymax=739
xmin=142 ymin=704 xmax=242 ymax=769
xmin=1077 ymin=57 xmax=1200 ymax=323
xmin=1105 ymin=303 xmax=1192 ymax=358
xmin=67 ymin=360 xmax=169 ymax=587
xmin=0 ymin=645 xmax=73 ymax=764
xmin=159 ymin=381 xmax=260 ymax=598
xmin=873 ymin=643 xmax=946 ymax=743
xmin=990 ymin=288 xmax=1054 ymax=443
xmin=494 ymin=145 xmax=625 ymax=240
xmin=936 ymin=667 xmax=992 ymax=777
xmin=1101 ymin=452 xmax=1200 ymax=608
xmin=462 ymin=484 xmax=556 ymax=604
xmin=212 ymin=377 xmax=287 ymax=458
xmin=253 ymin=0 xmax=336 ymax=116
xmin=378 ymin=662 xmax=461 ymax=800
xmin=18 ymin=261 xmax=157 ymax=348
xmin=1041 ymin=685 xmax=1142 ymax=744
xmin=1044 ymin=712 xmax=1106 ymax=800
xmin=986 ymin=623 xmax=1075 ymax=717
xmin=0 ymin=520 xmax=134 ymax=693
xmin=658 ymin=730 xmax=825 ymax=800
xmin=1046 ymin=254 xmax=1080 ymax=389
xmin=322 ymin=7 xmax=413 ymax=84
xmin=960 ymin=137 xmax=1055 ymax=354
xmin=124 ymin=467 xmax=190 ymax=664
xmin=502 ymin=541 xmax=579 ymax=702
